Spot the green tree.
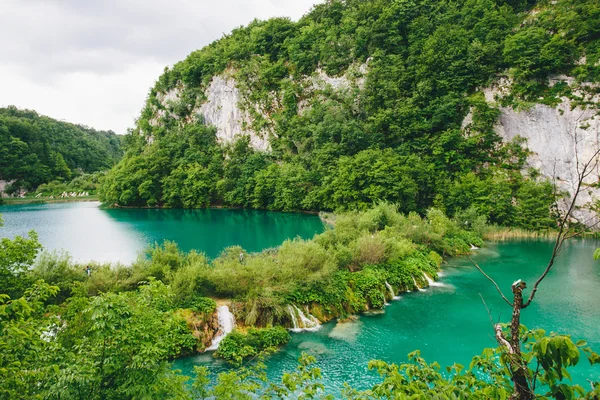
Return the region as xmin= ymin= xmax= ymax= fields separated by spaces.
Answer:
xmin=0 ymin=106 xmax=122 ymax=192
xmin=0 ymin=281 xmax=59 ymax=400
xmin=45 ymin=280 xmax=194 ymax=400
xmin=0 ymin=214 xmax=42 ymax=297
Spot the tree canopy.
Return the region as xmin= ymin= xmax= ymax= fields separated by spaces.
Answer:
xmin=0 ymin=106 xmax=123 ymax=192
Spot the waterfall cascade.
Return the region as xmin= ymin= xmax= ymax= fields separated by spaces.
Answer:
xmin=423 ymin=273 xmax=444 ymax=287
xmin=412 ymin=276 xmax=426 ymax=292
xmin=206 ymin=305 xmax=235 ymax=351
xmin=287 ymin=304 xmax=321 ymax=332
xmin=385 ymin=281 xmax=401 ymax=300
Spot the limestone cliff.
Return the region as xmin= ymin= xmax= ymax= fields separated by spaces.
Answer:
xmin=482 ymin=79 xmax=600 ymax=227
xmin=148 ymin=62 xmax=367 ymax=152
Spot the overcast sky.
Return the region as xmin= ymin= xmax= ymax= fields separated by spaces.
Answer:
xmin=0 ymin=0 xmax=319 ymax=134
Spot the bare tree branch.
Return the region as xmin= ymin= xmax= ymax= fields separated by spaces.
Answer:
xmin=473 ymin=112 xmax=599 ymax=400
xmin=494 ymin=323 xmax=513 ymax=353
xmin=469 ymin=256 xmax=512 ymax=306
xmin=479 ymin=293 xmax=501 ymax=345
xmin=523 ymin=147 xmax=600 ymax=309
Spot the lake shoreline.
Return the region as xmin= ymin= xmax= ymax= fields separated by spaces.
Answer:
xmin=1 ymin=196 xmax=99 ymax=205
xmin=102 ymin=202 xmax=323 ymax=216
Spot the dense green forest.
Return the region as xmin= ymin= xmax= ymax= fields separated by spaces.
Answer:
xmin=0 ymin=106 xmax=123 ymax=194
xmin=100 ymin=0 xmax=599 ymax=230
xmin=1 ymin=204 xmax=599 ymax=398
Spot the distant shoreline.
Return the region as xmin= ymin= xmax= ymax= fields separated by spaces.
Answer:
xmin=0 ymin=196 xmax=99 ymax=206
xmin=0 ymin=198 xmax=323 ymax=217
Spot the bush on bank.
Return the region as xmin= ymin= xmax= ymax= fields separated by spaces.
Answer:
xmin=216 ymin=326 xmax=291 ymax=365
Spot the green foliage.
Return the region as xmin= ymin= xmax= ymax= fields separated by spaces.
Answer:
xmin=274 ymin=353 xmax=329 ymax=399
xmin=216 ymin=326 xmax=291 ymax=365
xmin=0 ymin=225 xmax=42 ymax=298
xmin=34 ymin=171 xmax=106 ymax=197
xmin=438 ymin=168 xmax=556 ymax=228
xmin=100 ymin=123 xmax=221 ymax=207
xmin=30 ymin=250 xmax=86 ymax=304
xmin=0 ymin=281 xmax=60 ymax=400
xmin=44 ymin=280 xmax=194 ymax=399
xmin=11 ymin=204 xmax=472 ymax=329
xmin=502 ymin=0 xmax=600 ymax=103
xmin=191 ymin=328 xmax=600 ymax=399
xmin=179 ymin=297 xmax=216 ymax=315
xmin=0 ymin=106 xmax=123 ymax=192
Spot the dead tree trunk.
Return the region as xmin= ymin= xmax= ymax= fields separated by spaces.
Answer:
xmin=509 ymin=281 xmax=533 ymax=400
xmin=492 ymin=281 xmax=534 ymax=400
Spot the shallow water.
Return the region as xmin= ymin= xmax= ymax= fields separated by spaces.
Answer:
xmin=0 ymin=201 xmax=324 ymax=263
xmin=174 ymin=239 xmax=600 ymax=393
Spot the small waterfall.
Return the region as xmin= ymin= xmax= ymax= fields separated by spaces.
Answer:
xmin=412 ymin=276 xmax=426 ymax=292
xmin=304 ymin=306 xmax=321 ymax=327
xmin=287 ymin=305 xmax=299 ymax=330
xmin=287 ymin=304 xmax=321 ymax=332
xmin=385 ymin=281 xmax=401 ymax=300
xmin=423 ymin=273 xmax=444 ymax=287
xmin=206 ymin=305 xmax=235 ymax=351
xmin=470 ymin=244 xmax=479 ymax=250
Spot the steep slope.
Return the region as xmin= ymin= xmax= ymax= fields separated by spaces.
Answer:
xmin=101 ymin=0 xmax=599 ymax=228
xmin=0 ymin=106 xmax=123 ymax=193
xmin=480 ymin=78 xmax=600 ymax=227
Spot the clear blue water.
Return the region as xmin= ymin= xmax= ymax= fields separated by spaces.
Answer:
xmin=0 ymin=202 xmax=324 ymax=263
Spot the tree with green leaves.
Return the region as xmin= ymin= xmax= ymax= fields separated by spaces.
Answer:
xmin=0 ymin=214 xmax=42 ymax=298
xmin=0 ymin=280 xmax=59 ymax=400
xmin=0 ymin=106 xmax=123 ymax=193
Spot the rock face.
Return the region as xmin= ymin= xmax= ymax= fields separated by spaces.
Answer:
xmin=0 ymin=180 xmax=10 ymax=197
xmin=0 ymin=180 xmax=17 ymax=197
xmin=485 ymin=87 xmax=600 ymax=227
xmin=198 ymin=76 xmax=271 ymax=151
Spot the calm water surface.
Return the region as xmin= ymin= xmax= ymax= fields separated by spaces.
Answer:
xmin=174 ymin=240 xmax=600 ymax=393
xmin=0 ymin=202 xmax=324 ymax=262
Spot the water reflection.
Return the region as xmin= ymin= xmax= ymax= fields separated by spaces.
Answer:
xmin=0 ymin=202 xmax=323 ymax=263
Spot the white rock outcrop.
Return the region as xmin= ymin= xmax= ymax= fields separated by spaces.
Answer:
xmin=481 ymin=82 xmax=600 ymax=227
xmin=152 ymin=77 xmax=270 ymax=151
xmin=151 ymin=63 xmax=369 ymax=152
xmin=197 ymin=76 xmax=270 ymax=151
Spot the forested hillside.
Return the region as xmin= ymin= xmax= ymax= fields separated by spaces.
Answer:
xmin=0 ymin=106 xmax=123 ymax=193
xmin=100 ymin=0 xmax=599 ymax=230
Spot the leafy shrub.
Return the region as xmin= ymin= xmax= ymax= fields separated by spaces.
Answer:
xmin=179 ymin=297 xmax=216 ymax=315
xmin=30 ymin=251 xmax=85 ymax=303
xmin=216 ymin=326 xmax=291 ymax=365
xmin=351 ymin=234 xmax=387 ymax=269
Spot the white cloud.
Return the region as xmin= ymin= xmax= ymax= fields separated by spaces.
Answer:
xmin=0 ymin=0 xmax=320 ymax=133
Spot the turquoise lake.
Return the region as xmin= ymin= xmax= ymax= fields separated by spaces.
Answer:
xmin=0 ymin=202 xmax=324 ymax=262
